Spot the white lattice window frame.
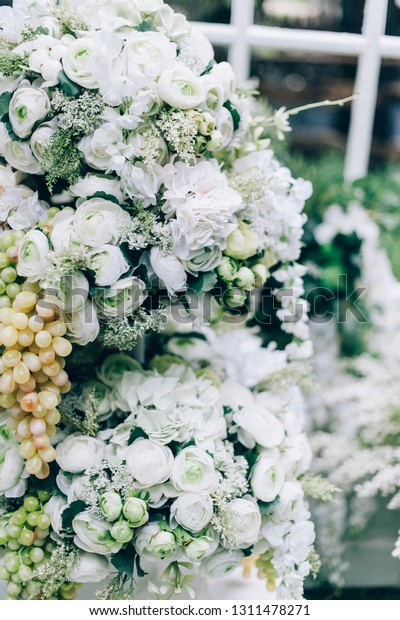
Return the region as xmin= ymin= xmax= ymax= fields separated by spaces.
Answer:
xmin=194 ymin=0 xmax=396 ymax=181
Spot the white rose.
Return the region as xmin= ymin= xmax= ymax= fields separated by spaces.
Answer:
xmin=210 ymin=62 xmax=236 ymax=101
xmin=65 ymin=301 xmax=100 ymax=346
xmin=150 ymin=247 xmax=187 ymax=296
xmin=0 ymin=430 xmax=25 ymax=497
xmin=56 ymin=433 xmax=105 ymax=473
xmin=63 ymin=37 xmax=99 ymax=89
xmin=88 ymin=245 xmax=129 ymax=287
xmin=0 ymin=123 xmax=42 ymax=174
xmin=30 ymin=121 xmax=56 ymax=162
xmin=171 ymin=493 xmax=213 ymax=533
xmin=44 ymin=495 xmax=68 ymax=535
xmin=94 ymin=276 xmax=148 ymax=318
xmin=78 ymin=123 xmax=124 ymax=171
xmin=9 ymin=84 xmax=51 ymax=139
xmin=73 ymin=198 xmax=130 ymax=248
xmin=135 ymin=523 xmax=176 ymax=562
xmin=73 ymin=512 xmax=122 ymax=555
xmin=17 ymin=230 xmax=50 ymax=282
xmin=202 ymin=548 xmax=244 ymax=578
xmin=171 ymin=446 xmax=218 ymax=494
xmin=70 ymin=174 xmax=124 ymax=202
xmin=224 ymin=497 xmax=261 ymax=549
xmin=125 ymin=438 xmax=174 ymax=487
xmin=70 ymin=552 xmax=111 ymax=584
xmin=158 ymin=65 xmax=205 ymax=110
xmin=123 ymin=31 xmax=177 ymax=80
xmin=233 ymin=404 xmax=285 ymax=450
xmin=251 ymin=455 xmax=285 ymax=503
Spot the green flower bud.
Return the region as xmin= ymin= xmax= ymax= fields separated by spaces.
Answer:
xmin=122 ymin=498 xmax=149 ymax=529
xmin=110 ymin=521 xmax=133 ymax=544
xmin=217 ymin=256 xmax=238 ymax=283
xmin=147 ymin=531 xmax=176 ymax=559
xmin=225 ymin=221 xmax=260 ymax=260
xmin=185 ymin=538 xmax=212 ymax=561
xmin=251 ymin=263 xmax=269 ymax=288
xmin=207 ymin=129 xmax=223 ymax=152
xmin=99 ymin=491 xmax=122 ymax=522
xmin=224 ymin=287 xmax=247 ymax=309
xmin=234 ymin=266 xmax=255 ymax=291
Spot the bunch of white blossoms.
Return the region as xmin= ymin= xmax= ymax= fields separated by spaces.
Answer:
xmin=30 ymin=324 xmax=316 ymax=600
xmin=0 ymin=0 xmax=312 ymax=353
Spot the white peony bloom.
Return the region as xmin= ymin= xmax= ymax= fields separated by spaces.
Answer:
xmin=202 ymin=548 xmax=244 ymax=578
xmin=73 ymin=197 xmax=131 ymax=247
xmin=171 ymin=446 xmax=218 ymax=494
xmin=65 ymin=301 xmax=100 ymax=346
xmin=170 ymin=493 xmax=214 ymax=533
xmin=150 ymin=247 xmax=187 ymax=296
xmin=17 ymin=230 xmax=50 ymax=282
xmin=251 ymin=455 xmax=285 ymax=503
xmin=157 ymin=64 xmax=205 ymax=110
xmin=70 ymin=552 xmax=111 ymax=583
xmin=56 ymin=433 xmax=105 ymax=473
xmin=94 ymin=276 xmax=148 ymax=318
xmin=63 ymin=37 xmax=99 ymax=89
xmin=123 ymin=31 xmax=177 ymax=80
xmin=88 ymin=245 xmax=129 ymax=287
xmin=9 ymin=83 xmax=51 ymax=139
xmin=273 ymin=482 xmax=310 ymax=523
xmin=44 ymin=495 xmax=68 ymax=535
xmin=224 ymin=497 xmax=261 ymax=549
xmin=125 ymin=438 xmax=174 ymax=487
xmin=73 ymin=512 xmax=122 ymax=555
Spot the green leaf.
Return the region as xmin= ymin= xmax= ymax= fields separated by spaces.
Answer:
xmin=89 ymin=191 xmax=120 ymax=205
xmin=61 ymin=500 xmax=87 ymax=531
xmin=188 ymin=272 xmax=217 ymax=294
xmin=243 ymin=449 xmax=258 ymax=476
xmin=111 ymin=548 xmax=135 ymax=576
xmin=200 ymin=59 xmax=216 ymax=76
xmin=0 ymin=91 xmax=12 ymax=122
xmin=128 ymin=427 xmax=149 ymax=445
xmin=135 ymin=555 xmax=147 ymax=578
xmin=135 ymin=21 xmax=158 ymax=33
xmin=57 ymin=70 xmax=83 ymax=98
xmin=5 ymin=120 xmax=24 ymax=142
xmin=258 ymin=496 xmax=281 ymax=516
xmin=224 ymin=100 xmax=241 ymax=131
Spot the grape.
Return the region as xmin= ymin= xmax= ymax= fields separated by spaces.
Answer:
xmin=0 ymin=566 xmax=10 ymax=580
xmin=23 ymin=496 xmax=39 ymax=513
xmin=7 ymin=582 xmax=22 ymax=596
xmin=29 ymin=548 xmax=44 ymax=564
xmin=1 ymin=267 xmax=17 ymax=284
xmin=6 ymin=524 xmax=22 ymax=539
xmin=19 ymin=529 xmax=35 ymax=546
xmin=0 ymin=527 xmax=8 ymax=545
xmin=18 ymin=565 xmax=33 ymax=582
xmin=37 ymin=489 xmax=51 ymax=502
xmin=7 ymin=540 xmax=22 ymax=551
xmin=36 ymin=514 xmax=50 ymax=530
xmin=11 ymin=508 xmax=27 ymax=525
xmin=5 ymin=556 xmax=20 ymax=573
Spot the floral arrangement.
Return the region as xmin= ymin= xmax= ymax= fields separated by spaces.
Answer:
xmin=0 ymin=0 xmax=318 ymax=601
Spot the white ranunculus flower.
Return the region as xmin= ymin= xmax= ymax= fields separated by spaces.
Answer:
xmin=171 ymin=446 xmax=218 ymax=494
xmin=123 ymin=31 xmax=177 ymax=80
xmin=170 ymin=493 xmax=213 ymax=533
xmin=184 ymin=246 xmax=222 ymax=275
xmin=251 ymin=455 xmax=285 ymax=503
xmin=73 ymin=198 xmax=130 ymax=248
xmin=97 ymin=353 xmax=141 ymax=388
xmin=210 ymin=62 xmax=236 ymax=101
xmin=150 ymin=247 xmax=187 ymax=296
xmin=157 ymin=65 xmax=205 ymax=110
xmin=56 ymin=433 xmax=105 ymax=473
xmin=233 ymin=404 xmax=285 ymax=450
xmin=65 ymin=301 xmax=100 ymax=346
xmin=44 ymin=495 xmax=68 ymax=535
xmin=202 ymin=548 xmax=244 ymax=578
xmin=78 ymin=123 xmax=124 ymax=171
xmin=69 ymin=174 xmax=124 ymax=201
xmin=185 ymin=532 xmax=218 ymax=561
xmin=30 ymin=121 xmax=56 ymax=162
xmin=54 ymin=271 xmax=89 ymax=313
xmin=0 ymin=429 xmax=25 ymax=497
xmin=200 ymin=75 xmax=224 ymax=113
xmin=73 ymin=512 xmax=122 ymax=555
xmin=9 ymin=84 xmax=51 ymax=139
xmin=224 ymin=497 xmax=261 ymax=549
xmin=0 ymin=123 xmax=42 ymax=174
xmin=125 ymin=438 xmax=174 ymax=487
xmin=215 ymin=107 xmax=234 ymax=149
xmin=94 ymin=276 xmax=148 ymax=318
xmin=153 ymin=5 xmax=190 ymax=41
xmin=17 ymin=230 xmax=50 ymax=282
xmin=50 ymin=210 xmax=77 ymax=250
xmin=135 ymin=523 xmax=177 ymax=562
xmin=88 ymin=245 xmax=129 ymax=287
xmin=63 ymin=37 xmax=99 ymax=89
xmin=70 ymin=552 xmax=111 ymax=584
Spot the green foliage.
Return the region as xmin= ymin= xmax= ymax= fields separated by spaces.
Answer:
xmin=41 ymin=128 xmax=83 ymax=191
xmin=0 ymin=51 xmax=28 ymax=77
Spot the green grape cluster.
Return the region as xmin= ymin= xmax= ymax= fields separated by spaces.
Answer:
xmin=0 ymin=230 xmax=25 ymax=309
xmin=38 ymin=207 xmax=61 ymax=233
xmin=0 ymin=491 xmax=77 ymax=600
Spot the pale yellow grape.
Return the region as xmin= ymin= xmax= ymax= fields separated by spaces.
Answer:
xmin=33 ymin=370 xmax=48 ymax=384
xmin=11 ymin=312 xmax=28 ymax=330
xmin=16 ymin=417 xmax=32 ymax=439
xmin=19 ymin=439 xmax=36 ymax=459
xmin=14 ymin=292 xmax=37 ymax=312
xmin=28 ymin=343 xmax=40 ymax=355
xmin=0 ymin=307 xmax=15 ymax=325
xmin=52 ymin=337 xmax=72 ymax=357
xmin=1 ymin=326 xmax=19 ymax=347
xmin=45 ymin=409 xmax=60 ymax=425
xmin=27 ymin=315 xmax=44 ymax=333
xmin=46 ymin=425 xmax=56 ymax=437
xmin=26 ymin=455 xmax=42 ymax=475
xmin=51 ymin=370 xmax=68 ymax=387
xmin=7 ymin=418 xmax=18 ymax=431
xmin=42 ymin=361 xmax=61 ymax=377
xmin=38 ymin=347 xmax=55 ymax=365
xmin=22 ymin=352 xmax=41 ymax=373
xmin=19 ymin=376 xmax=37 ymax=394
xmin=0 ymin=369 xmax=16 ymax=393
xmin=20 ymin=392 xmax=39 ymax=413
xmin=0 ymin=358 xmax=6 ymax=374
xmin=0 ymin=393 xmax=17 ymax=408
xmin=59 ymin=380 xmax=72 ymax=394
xmin=29 ymin=418 xmax=46 ymax=437
xmin=31 ymin=404 xmax=46 ymax=418
xmin=36 ymin=462 xmax=50 ymax=479
xmin=33 ymin=434 xmax=50 ymax=450
xmin=41 ymin=383 xmax=60 ymax=396
xmin=35 ymin=302 xmax=56 ymax=321
xmin=35 ymin=330 xmax=52 ymax=349
xmin=13 ymin=362 xmax=30 ymax=385
xmin=38 ymin=445 xmax=56 ymax=463
xmin=2 ymin=350 xmax=21 ymax=368
xmin=46 ymin=320 xmax=67 ymax=337
xmin=18 ymin=329 xmax=34 ymax=347
xmin=37 ymin=391 xmax=58 ymax=410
